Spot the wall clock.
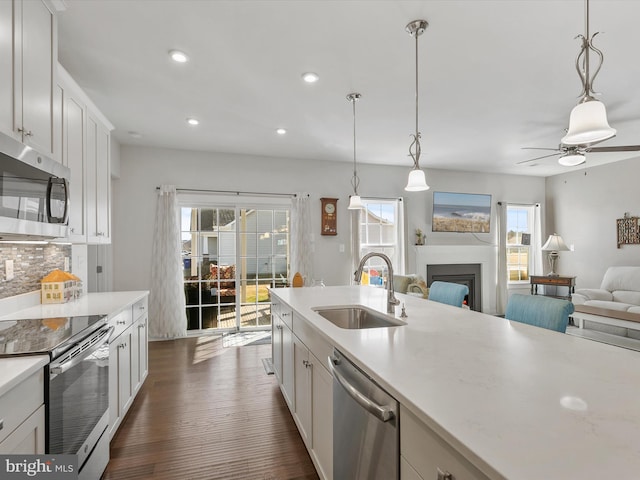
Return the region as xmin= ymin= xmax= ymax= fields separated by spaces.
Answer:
xmin=320 ymin=198 xmax=338 ymax=236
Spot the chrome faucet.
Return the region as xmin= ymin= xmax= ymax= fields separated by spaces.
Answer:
xmin=354 ymin=252 xmax=400 ymax=314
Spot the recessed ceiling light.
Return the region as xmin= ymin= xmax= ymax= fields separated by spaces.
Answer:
xmin=187 ymin=118 xmax=199 ymax=126
xmin=301 ymin=72 xmax=319 ymax=83
xmin=169 ymin=50 xmax=189 ymax=63
xmin=276 ymin=128 xmax=287 ymax=135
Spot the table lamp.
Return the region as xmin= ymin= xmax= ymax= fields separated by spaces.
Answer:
xmin=541 ymin=233 xmax=569 ymax=277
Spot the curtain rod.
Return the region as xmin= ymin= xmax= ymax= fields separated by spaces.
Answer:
xmin=155 ymin=187 xmax=307 ymax=198
xmin=497 ymin=201 xmax=540 ymax=207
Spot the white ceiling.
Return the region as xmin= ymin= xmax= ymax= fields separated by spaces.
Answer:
xmin=56 ymin=0 xmax=640 ymax=177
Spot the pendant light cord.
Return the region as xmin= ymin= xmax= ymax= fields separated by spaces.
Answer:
xmin=409 ymin=27 xmax=422 ymax=169
xmin=348 ymin=93 xmax=361 ymax=195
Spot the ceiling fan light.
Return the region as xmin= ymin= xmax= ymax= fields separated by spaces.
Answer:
xmin=561 ymin=100 xmax=617 ymax=146
xmin=348 ymin=195 xmax=364 ymax=210
xmin=558 ymin=152 xmax=586 ymax=166
xmin=405 ymin=168 xmax=429 ymax=191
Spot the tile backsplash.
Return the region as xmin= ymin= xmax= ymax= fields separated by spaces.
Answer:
xmin=0 ymin=244 xmax=72 ymax=300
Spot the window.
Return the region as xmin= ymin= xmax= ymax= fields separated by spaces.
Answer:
xmin=358 ymin=198 xmax=405 ymax=279
xmin=506 ymin=205 xmax=535 ymax=282
xmin=181 ymin=204 xmax=290 ymax=332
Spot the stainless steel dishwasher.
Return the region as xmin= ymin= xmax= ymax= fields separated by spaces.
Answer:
xmin=328 ymin=348 xmax=399 ymax=480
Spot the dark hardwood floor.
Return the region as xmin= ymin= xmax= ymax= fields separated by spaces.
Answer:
xmin=103 ymin=335 xmax=319 ymax=480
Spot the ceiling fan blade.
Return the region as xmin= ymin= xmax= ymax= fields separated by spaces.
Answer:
xmin=521 ymin=147 xmax=560 ymax=152
xmin=517 ymin=152 xmax=562 ymax=165
xmin=589 ymin=145 xmax=640 ymax=153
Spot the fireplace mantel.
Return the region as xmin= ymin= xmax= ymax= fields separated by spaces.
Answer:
xmin=415 ymin=245 xmax=498 ymax=314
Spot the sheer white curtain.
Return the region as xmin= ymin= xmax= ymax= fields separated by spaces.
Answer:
xmin=396 ymin=198 xmax=406 ymax=275
xmin=149 ymin=185 xmax=187 ymax=339
xmin=350 ymin=208 xmax=361 ymax=284
xmin=532 ymin=204 xmax=543 ymax=275
xmin=290 ymin=193 xmax=312 ymax=284
xmin=496 ymin=201 xmax=508 ymax=315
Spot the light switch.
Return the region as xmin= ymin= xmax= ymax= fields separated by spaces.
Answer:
xmin=339 ymin=244 xmax=345 ymax=253
xmin=64 ymin=256 xmax=70 ymax=271
xmin=5 ymin=260 xmax=14 ymax=281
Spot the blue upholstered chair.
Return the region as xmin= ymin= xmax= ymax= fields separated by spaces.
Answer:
xmin=505 ymin=294 xmax=574 ymax=333
xmin=427 ymin=281 xmax=469 ymax=308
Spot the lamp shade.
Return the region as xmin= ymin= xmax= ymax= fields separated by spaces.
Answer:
xmin=348 ymin=195 xmax=364 ymax=210
xmin=405 ymin=168 xmax=429 ymax=192
xmin=558 ymin=152 xmax=586 ymax=166
xmin=541 ymin=233 xmax=569 ymax=252
xmin=561 ymin=100 xmax=616 ymax=146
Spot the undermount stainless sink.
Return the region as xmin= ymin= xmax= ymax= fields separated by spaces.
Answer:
xmin=313 ymin=305 xmax=406 ymax=329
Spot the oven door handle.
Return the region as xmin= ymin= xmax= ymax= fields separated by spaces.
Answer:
xmin=50 ymin=326 xmax=114 ymax=375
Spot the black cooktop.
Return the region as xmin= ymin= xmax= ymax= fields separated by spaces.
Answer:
xmin=0 ymin=315 xmax=107 ymax=358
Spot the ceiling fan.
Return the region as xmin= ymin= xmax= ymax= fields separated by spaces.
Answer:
xmin=518 ymin=143 xmax=640 ymax=166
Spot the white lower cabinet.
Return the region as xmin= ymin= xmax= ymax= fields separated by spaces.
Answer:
xmin=108 ymin=295 xmax=149 ymax=439
xmin=310 ymin=350 xmax=333 ymax=480
xmin=400 ymin=406 xmax=488 ymax=480
xmin=271 ymin=299 xmax=333 ymax=480
xmin=293 ymin=335 xmax=312 ymax=445
xmin=0 ymin=370 xmax=45 ymax=454
xmin=109 ymin=324 xmax=132 ymax=439
xmin=130 ymin=297 xmax=148 ymax=395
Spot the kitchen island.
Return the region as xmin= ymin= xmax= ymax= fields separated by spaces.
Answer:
xmin=271 ymin=285 xmax=640 ymax=480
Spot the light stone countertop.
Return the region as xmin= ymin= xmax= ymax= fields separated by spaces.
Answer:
xmin=0 ymin=355 xmax=48 ymax=397
xmin=272 ymin=285 xmax=640 ymax=480
xmin=0 ymin=291 xmax=148 ymax=397
xmin=0 ymin=291 xmax=149 ymax=321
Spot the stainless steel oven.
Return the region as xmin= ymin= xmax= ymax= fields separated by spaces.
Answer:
xmin=47 ymin=322 xmax=113 ymax=480
xmin=0 ymin=315 xmax=111 ymax=480
xmin=0 ymin=130 xmax=70 ymax=239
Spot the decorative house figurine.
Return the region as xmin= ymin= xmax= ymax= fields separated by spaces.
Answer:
xmin=41 ymin=270 xmax=83 ymax=304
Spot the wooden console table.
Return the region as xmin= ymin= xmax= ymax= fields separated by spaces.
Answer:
xmin=530 ymin=275 xmax=576 ymax=300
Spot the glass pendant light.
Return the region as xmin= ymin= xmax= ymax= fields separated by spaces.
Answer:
xmin=561 ymin=0 xmax=616 ymax=146
xmin=404 ymin=20 xmax=429 ymax=192
xmin=347 ymin=93 xmax=364 ymax=209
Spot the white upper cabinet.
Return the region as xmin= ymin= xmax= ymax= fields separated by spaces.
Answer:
xmin=57 ymin=65 xmax=113 ymax=244
xmin=0 ymin=0 xmax=56 ymax=157
xmin=86 ymin=111 xmax=111 ymax=243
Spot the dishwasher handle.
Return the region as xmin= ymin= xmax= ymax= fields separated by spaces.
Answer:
xmin=328 ymin=355 xmax=395 ymax=423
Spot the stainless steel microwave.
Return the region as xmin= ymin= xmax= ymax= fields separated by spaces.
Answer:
xmin=0 ymin=131 xmax=70 ymax=239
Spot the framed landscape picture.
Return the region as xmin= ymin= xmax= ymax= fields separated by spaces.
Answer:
xmin=432 ymin=191 xmax=492 ymax=233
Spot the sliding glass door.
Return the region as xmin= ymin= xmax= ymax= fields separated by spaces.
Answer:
xmin=181 ymin=205 xmax=289 ymax=332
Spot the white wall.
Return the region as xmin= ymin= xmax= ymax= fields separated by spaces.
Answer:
xmin=112 ymin=145 xmax=546 ymax=293
xmin=545 ymin=156 xmax=640 ymax=289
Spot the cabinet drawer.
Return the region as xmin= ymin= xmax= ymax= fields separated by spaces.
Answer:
xmin=279 ymin=305 xmax=293 ymax=329
xmin=293 ymin=312 xmax=333 ymax=368
xmin=401 ymin=406 xmax=488 ymax=480
xmin=133 ymin=297 xmax=148 ymax=322
xmin=109 ymin=308 xmax=133 ymax=339
xmin=0 ymin=370 xmax=44 ymax=445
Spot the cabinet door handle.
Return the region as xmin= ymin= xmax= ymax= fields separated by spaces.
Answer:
xmin=116 ymin=320 xmax=126 ymax=325
xmin=0 ymin=419 xmax=3 ymax=431
xmin=281 ymin=312 xmax=291 ymax=317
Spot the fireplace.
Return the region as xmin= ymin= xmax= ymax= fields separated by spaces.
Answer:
xmin=427 ymin=263 xmax=482 ymax=311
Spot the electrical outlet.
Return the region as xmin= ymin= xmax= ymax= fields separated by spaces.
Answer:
xmin=5 ymin=260 xmax=14 ymax=281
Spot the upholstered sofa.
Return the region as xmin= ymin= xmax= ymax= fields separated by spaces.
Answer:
xmin=394 ymin=274 xmax=429 ymax=299
xmin=572 ymin=266 xmax=640 ymax=313
xmin=568 ymin=267 xmax=640 ymax=350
